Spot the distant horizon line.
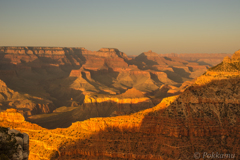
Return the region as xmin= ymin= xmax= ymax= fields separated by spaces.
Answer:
xmin=0 ymin=46 xmax=234 ymax=55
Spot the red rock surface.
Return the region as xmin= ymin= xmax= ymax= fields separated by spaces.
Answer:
xmin=0 ymin=108 xmax=25 ymax=122
xmin=0 ymin=51 xmax=240 ymax=159
xmin=0 ymin=47 xmax=213 ymax=95
xmin=0 ymin=46 xmax=230 ymax=129
xmin=0 ymin=79 xmax=55 ymax=116
xmin=0 ymin=46 xmax=227 ymax=130
xmin=1 ymin=75 xmax=239 ymax=159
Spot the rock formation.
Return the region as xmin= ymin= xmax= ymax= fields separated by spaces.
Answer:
xmin=0 ymin=49 xmax=239 ymax=159
xmin=0 ymin=79 xmax=55 ymax=116
xmin=231 ymin=50 xmax=240 ymax=60
xmin=1 ymin=74 xmax=239 ymax=159
xmin=133 ymin=50 xmax=209 ymax=83
xmin=203 ymin=49 xmax=240 ymax=75
xmin=0 ymin=47 xmax=212 ymax=97
xmin=0 ymin=126 xmax=29 ymax=160
xmin=0 ymin=109 xmax=25 ymax=123
xmin=0 ymin=46 xmax=230 ymax=132
xmin=119 ymin=88 xmax=144 ymax=98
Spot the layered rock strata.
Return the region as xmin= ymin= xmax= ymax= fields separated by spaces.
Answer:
xmin=0 ymin=79 xmax=55 ymax=116
xmin=1 ymin=48 xmax=239 ymax=159
xmin=0 ymin=74 xmax=239 ymax=159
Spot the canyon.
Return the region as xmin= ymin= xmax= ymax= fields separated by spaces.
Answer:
xmin=0 ymin=72 xmax=239 ymax=159
xmin=0 ymin=47 xmax=214 ymax=128
xmin=0 ymin=47 xmax=239 ymax=159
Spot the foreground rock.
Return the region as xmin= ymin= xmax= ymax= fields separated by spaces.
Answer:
xmin=0 ymin=126 xmax=29 ymax=160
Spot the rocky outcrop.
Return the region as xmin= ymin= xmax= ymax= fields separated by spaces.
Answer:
xmin=0 ymin=126 xmax=29 ymax=160
xmin=231 ymin=49 xmax=240 ymax=60
xmin=83 ymin=92 xmax=154 ymax=118
xmin=84 ymin=95 xmax=150 ymax=104
xmin=133 ymin=50 xmax=210 ymax=84
xmin=0 ymin=79 xmax=55 ymax=116
xmin=0 ymin=109 xmax=25 ymax=123
xmin=119 ymin=88 xmax=144 ymax=98
xmin=203 ymin=50 xmax=240 ymax=75
xmin=81 ymin=48 xmax=129 ymax=71
xmin=135 ymin=50 xmax=166 ymax=66
xmin=69 ymin=69 xmax=81 ymax=77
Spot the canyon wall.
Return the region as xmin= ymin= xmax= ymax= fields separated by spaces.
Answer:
xmin=0 ymin=79 xmax=55 ymax=116
xmin=0 ymin=46 xmax=213 ymax=122
xmin=0 ymin=48 xmax=239 ymax=159
xmin=1 ymin=75 xmax=239 ymax=159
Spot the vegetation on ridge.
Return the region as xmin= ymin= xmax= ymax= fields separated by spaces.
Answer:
xmin=208 ymin=61 xmax=240 ymax=72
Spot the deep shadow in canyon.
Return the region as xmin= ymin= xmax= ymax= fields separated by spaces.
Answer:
xmin=55 ymin=77 xmax=240 ymax=160
xmin=27 ymin=100 xmax=154 ymax=129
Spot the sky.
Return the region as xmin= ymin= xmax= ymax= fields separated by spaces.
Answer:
xmin=0 ymin=0 xmax=240 ymax=55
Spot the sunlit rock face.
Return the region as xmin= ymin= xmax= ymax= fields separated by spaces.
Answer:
xmin=0 ymin=109 xmax=25 ymax=122
xmin=231 ymin=50 xmax=240 ymax=60
xmin=82 ymin=88 xmax=154 ymax=118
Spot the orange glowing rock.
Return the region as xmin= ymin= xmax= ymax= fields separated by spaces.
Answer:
xmin=0 ymin=109 xmax=25 ymax=122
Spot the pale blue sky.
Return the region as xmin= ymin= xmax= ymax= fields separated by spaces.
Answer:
xmin=0 ymin=0 xmax=240 ymax=55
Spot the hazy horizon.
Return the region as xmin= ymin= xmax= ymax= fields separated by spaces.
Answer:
xmin=0 ymin=46 xmax=235 ymax=56
xmin=1 ymin=0 xmax=240 ymax=55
